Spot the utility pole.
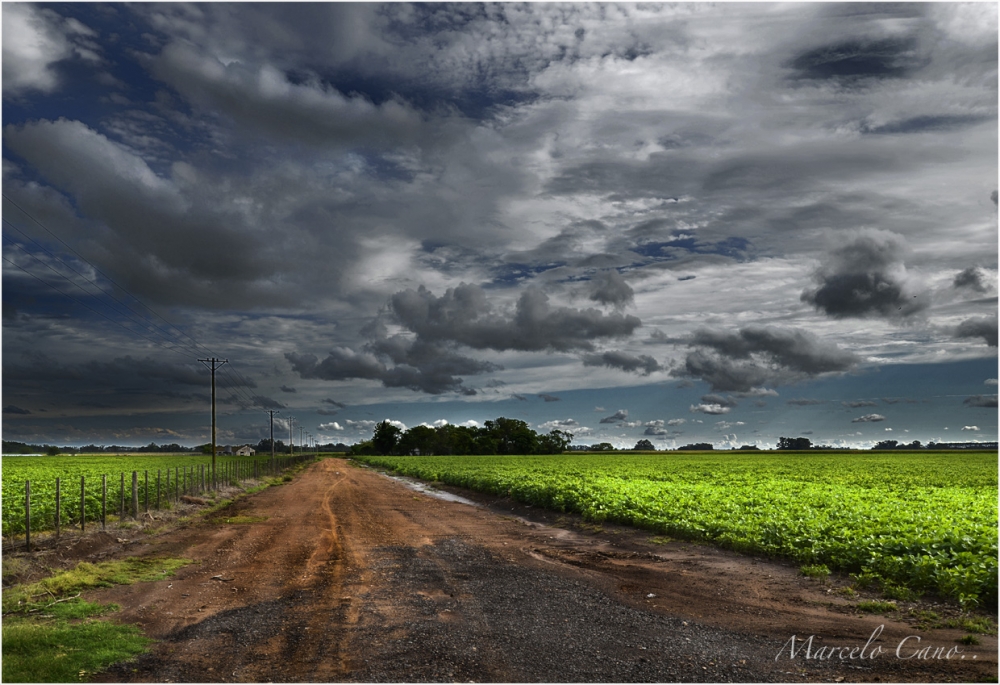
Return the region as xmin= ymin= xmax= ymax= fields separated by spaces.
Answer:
xmin=299 ymin=426 xmax=305 ymax=452
xmin=265 ymin=410 xmax=280 ymax=468
xmin=198 ymin=357 xmax=228 ymax=489
xmin=288 ymin=416 xmax=295 ymax=455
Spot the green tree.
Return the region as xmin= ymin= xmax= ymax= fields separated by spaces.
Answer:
xmin=633 ymin=439 xmax=655 ymax=451
xmin=398 ymin=425 xmax=437 ymax=455
xmin=537 ymin=429 xmax=572 ymax=454
xmin=372 ymin=421 xmax=402 ymax=455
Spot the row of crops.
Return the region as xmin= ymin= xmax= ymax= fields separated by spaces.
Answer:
xmin=357 ymin=451 xmax=998 ymax=607
xmin=2 ymin=452 xmax=313 ymax=541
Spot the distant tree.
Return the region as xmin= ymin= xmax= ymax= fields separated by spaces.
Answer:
xmin=398 ymin=425 xmax=437 ymax=455
xmin=633 ymin=439 xmax=656 ymax=451
xmin=350 ymin=440 xmax=376 ymax=456
xmin=372 ymin=421 xmax=403 ymax=455
xmin=738 ymin=445 xmax=760 ymax=450
xmin=45 ymin=445 xmax=61 ymax=456
xmin=677 ymin=443 xmax=714 ymax=451
xmin=873 ymin=440 xmax=898 ymax=450
xmin=592 ymin=442 xmax=616 ymax=452
xmin=482 ymin=418 xmax=538 ymax=454
xmin=538 ymin=429 xmax=572 ymax=454
xmin=777 ymin=437 xmax=812 ymax=450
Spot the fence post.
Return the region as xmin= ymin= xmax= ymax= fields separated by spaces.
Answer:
xmin=80 ymin=476 xmax=86 ymax=533
xmin=102 ymin=475 xmax=107 ymax=531
xmin=157 ymin=470 xmax=161 ymax=510
xmin=25 ymin=481 xmax=31 ymax=552
xmin=119 ymin=472 xmax=125 ymax=523
xmin=131 ymin=471 xmax=138 ymax=519
xmin=144 ymin=470 xmax=149 ymax=512
xmin=55 ymin=477 xmax=61 ymax=540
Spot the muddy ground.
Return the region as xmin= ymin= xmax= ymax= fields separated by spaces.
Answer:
xmin=6 ymin=457 xmax=996 ymax=682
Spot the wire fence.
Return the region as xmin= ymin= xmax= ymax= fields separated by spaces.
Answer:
xmin=8 ymin=453 xmax=314 ymax=552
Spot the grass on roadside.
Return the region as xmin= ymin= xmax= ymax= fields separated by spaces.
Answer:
xmin=2 ymin=557 xmax=191 ymax=683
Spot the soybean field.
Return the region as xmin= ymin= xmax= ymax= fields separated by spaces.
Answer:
xmin=2 ymin=452 xmax=306 ymax=539
xmin=358 ymin=451 xmax=998 ymax=607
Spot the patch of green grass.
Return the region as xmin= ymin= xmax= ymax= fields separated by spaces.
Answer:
xmin=835 ymin=586 xmax=857 ymax=598
xmin=648 ymin=536 xmax=673 ymax=545
xmin=882 ymin=581 xmax=919 ymax=602
xmin=2 ymin=557 xmax=189 ymax=682
xmin=800 ymin=563 xmax=831 ymax=579
xmin=944 ymin=616 xmax=997 ymax=636
xmin=3 ymin=557 xmax=191 ymax=614
xmin=856 ymin=599 xmax=898 ymax=614
xmin=958 ymin=634 xmax=981 ymax=646
xmin=3 ymin=615 xmax=151 ymax=682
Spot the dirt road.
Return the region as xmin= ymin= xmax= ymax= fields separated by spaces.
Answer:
xmin=84 ymin=458 xmax=995 ymax=682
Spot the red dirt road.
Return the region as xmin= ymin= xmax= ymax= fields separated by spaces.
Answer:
xmin=79 ymin=458 xmax=996 ymax=682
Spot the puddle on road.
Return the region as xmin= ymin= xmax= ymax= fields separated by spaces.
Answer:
xmin=380 ymin=473 xmax=483 ymax=508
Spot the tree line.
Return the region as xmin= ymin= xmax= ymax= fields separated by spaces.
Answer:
xmin=351 ymin=418 xmax=573 ymax=456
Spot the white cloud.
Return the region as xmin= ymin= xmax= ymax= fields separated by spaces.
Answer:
xmin=2 ymin=5 xmax=100 ymax=95
xmin=318 ymin=421 xmax=344 ymax=431
xmin=690 ymin=403 xmax=730 ymax=415
xmin=961 ymin=426 xmax=980 ymax=432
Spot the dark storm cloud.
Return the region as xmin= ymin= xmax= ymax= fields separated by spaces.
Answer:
xmin=842 ymin=400 xmax=878 ymax=408
xmin=285 ymin=337 xmax=498 ymax=396
xmin=786 ymin=398 xmax=827 ymax=406
xmin=390 ymin=284 xmax=641 ymax=353
xmin=285 ymin=349 xmax=385 ymax=382
xmin=700 ymin=394 xmax=738 ymax=408
xmin=954 ymin=267 xmax=990 ymax=293
xmin=588 ymin=270 xmax=634 ymax=308
xmin=964 ymin=395 xmax=999 ymax=408
xmin=147 ymin=42 xmax=431 ymax=149
xmin=599 ymin=409 xmax=629 ymax=424
xmin=671 ymin=326 xmax=860 ymax=393
xmin=322 ymin=399 xmax=347 ymax=408
xmin=538 ymin=394 xmax=560 ymax=402
xmin=3 ymin=354 xmax=209 ymax=387
xmin=852 ymin=413 xmax=886 ymax=423
xmin=861 ymin=114 xmax=991 ymax=135
xmin=954 ymin=316 xmax=999 ymax=347
xmin=4 ymin=405 xmax=31 ymax=415
xmin=801 ymin=230 xmax=928 ymax=319
xmin=3 ymin=120 xmax=283 ymax=309
xmin=643 ymin=420 xmax=682 ymax=437
xmin=250 ymin=395 xmax=285 ymax=410
xmin=280 ymin=385 xmax=297 ymax=393
xmin=581 ymin=350 xmax=662 ymax=376
xmin=786 ymin=36 xmax=923 ymax=82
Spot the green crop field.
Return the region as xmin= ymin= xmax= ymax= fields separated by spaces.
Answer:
xmin=1 ymin=452 xmax=297 ymax=537
xmin=358 ymin=451 xmax=998 ymax=608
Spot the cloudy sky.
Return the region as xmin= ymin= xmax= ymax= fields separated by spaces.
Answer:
xmin=3 ymin=2 xmax=997 ymax=450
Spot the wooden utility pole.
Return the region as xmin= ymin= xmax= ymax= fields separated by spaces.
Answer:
xmin=288 ymin=415 xmax=295 ymax=455
xmin=199 ymin=357 xmax=228 ymax=489
xmin=265 ymin=409 xmax=280 ymax=470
